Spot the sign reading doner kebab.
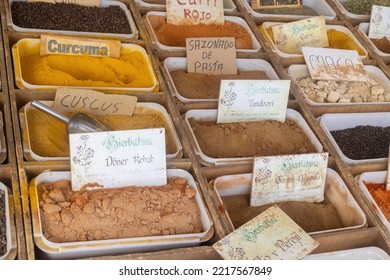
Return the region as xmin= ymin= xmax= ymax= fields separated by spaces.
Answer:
xmin=40 ymin=35 xmax=121 ymax=58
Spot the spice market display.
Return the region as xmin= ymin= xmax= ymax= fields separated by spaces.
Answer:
xmin=1 ymin=0 xmax=390 ymax=261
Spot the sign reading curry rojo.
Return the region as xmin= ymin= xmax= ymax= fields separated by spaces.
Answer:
xmin=69 ymin=128 xmax=167 ymax=191
xmin=250 ymin=153 xmax=328 ymax=207
xmin=40 ymin=35 xmax=121 ymax=58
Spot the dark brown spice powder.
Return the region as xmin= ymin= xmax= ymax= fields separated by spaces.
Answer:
xmin=372 ymin=37 xmax=390 ymax=54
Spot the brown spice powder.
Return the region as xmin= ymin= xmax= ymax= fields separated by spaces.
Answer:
xmin=371 ymin=37 xmax=390 ymax=54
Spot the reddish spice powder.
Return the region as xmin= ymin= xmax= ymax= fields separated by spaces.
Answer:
xmin=364 ymin=182 xmax=390 ymax=221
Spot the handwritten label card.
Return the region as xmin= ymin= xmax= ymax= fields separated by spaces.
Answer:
xmin=302 ymin=47 xmax=368 ymax=82
xmin=28 ymin=0 xmax=100 ymax=6
xmin=186 ymin=37 xmax=237 ymax=75
xmin=213 ymin=205 xmax=319 ymax=260
xmin=217 ymin=80 xmax=290 ymax=123
xmin=70 ymin=128 xmax=167 ymax=191
xmin=387 ymin=147 xmax=390 ymax=191
xmin=40 ymin=35 xmax=121 ymax=58
xmin=166 ymin=0 xmax=224 ymax=25
xmin=368 ymin=5 xmax=390 ymax=39
xmin=250 ymin=153 xmax=328 ymax=207
xmin=54 ymin=88 xmax=137 ymax=116
xmin=271 ymin=16 xmax=328 ymax=54
xmin=251 ymin=0 xmax=302 ymax=10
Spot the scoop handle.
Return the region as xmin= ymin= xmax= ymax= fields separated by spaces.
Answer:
xmin=31 ymin=100 xmax=70 ymax=124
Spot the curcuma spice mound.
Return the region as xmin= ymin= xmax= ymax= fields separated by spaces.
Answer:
xmin=0 ymin=190 xmax=6 ymax=257
xmin=11 ymin=2 xmax=132 ymax=34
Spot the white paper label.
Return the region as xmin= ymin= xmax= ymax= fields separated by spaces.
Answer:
xmin=70 ymin=128 xmax=167 ymax=191
xmin=387 ymin=147 xmax=390 ymax=191
xmin=217 ymin=80 xmax=290 ymax=123
xmin=369 ymin=5 xmax=390 ymax=39
xmin=213 ymin=205 xmax=319 ymax=260
xmin=302 ymin=47 xmax=368 ymax=82
xmin=250 ymin=153 xmax=328 ymax=207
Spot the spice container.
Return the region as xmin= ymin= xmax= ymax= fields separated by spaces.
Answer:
xmin=145 ymin=11 xmax=261 ymax=53
xmin=239 ymin=0 xmax=336 ymax=21
xmin=211 ymin=168 xmax=366 ymax=234
xmin=304 ymin=247 xmax=390 ymax=259
xmin=332 ymin=0 xmax=383 ymax=21
xmin=9 ymin=0 xmax=138 ymax=39
xmin=260 ymin=22 xmax=368 ymax=66
xmin=358 ymin=171 xmax=390 ymax=233
xmin=319 ymin=112 xmax=390 ymax=165
xmin=163 ymin=57 xmax=280 ymax=103
xmin=0 ymin=183 xmax=17 ymax=260
xmin=12 ymin=38 xmax=159 ymax=92
xmin=288 ymin=64 xmax=390 ymax=106
xmin=20 ymin=101 xmax=183 ymax=161
xmin=357 ymin=23 xmax=390 ymax=63
xmin=184 ymin=108 xmax=323 ymax=166
xmin=135 ymin=0 xmax=237 ymax=12
xmin=29 ymin=170 xmax=213 ymax=259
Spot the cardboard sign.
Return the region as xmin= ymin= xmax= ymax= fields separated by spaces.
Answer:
xmin=368 ymin=5 xmax=390 ymax=39
xmin=40 ymin=35 xmax=121 ymax=58
xmin=213 ymin=205 xmax=319 ymax=260
xmin=166 ymin=0 xmax=224 ymax=25
xmin=251 ymin=0 xmax=302 ymax=10
xmin=302 ymin=47 xmax=368 ymax=82
xmin=186 ymin=37 xmax=237 ymax=75
xmin=217 ymin=80 xmax=290 ymax=123
xmin=250 ymin=153 xmax=328 ymax=207
xmin=69 ymin=128 xmax=167 ymax=191
xmin=28 ymin=0 xmax=100 ymax=6
xmin=271 ymin=16 xmax=328 ymax=54
xmin=54 ymin=88 xmax=137 ymax=116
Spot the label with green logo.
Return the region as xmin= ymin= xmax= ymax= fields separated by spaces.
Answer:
xmin=69 ymin=128 xmax=167 ymax=191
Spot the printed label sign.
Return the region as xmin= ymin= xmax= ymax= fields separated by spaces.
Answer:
xmin=70 ymin=128 xmax=167 ymax=191
xmin=186 ymin=37 xmax=237 ymax=75
xmin=271 ymin=16 xmax=328 ymax=54
xmin=251 ymin=0 xmax=302 ymax=10
xmin=28 ymin=0 xmax=100 ymax=6
xmin=302 ymin=47 xmax=368 ymax=82
xmin=213 ymin=205 xmax=319 ymax=260
xmin=250 ymin=153 xmax=328 ymax=207
xmin=369 ymin=5 xmax=390 ymax=39
xmin=54 ymin=88 xmax=137 ymax=116
xmin=166 ymin=0 xmax=224 ymax=25
xmin=40 ymin=35 xmax=121 ymax=58
xmin=217 ymin=80 xmax=290 ymax=123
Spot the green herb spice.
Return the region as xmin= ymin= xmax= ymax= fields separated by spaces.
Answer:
xmin=342 ymin=0 xmax=390 ymax=15
xmin=254 ymin=6 xmax=318 ymax=15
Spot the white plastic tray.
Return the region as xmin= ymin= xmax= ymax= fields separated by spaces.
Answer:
xmin=145 ymin=11 xmax=261 ymax=53
xmin=20 ymin=101 xmax=182 ymax=161
xmin=0 ymin=183 xmax=17 ymax=260
xmin=320 ymin=112 xmax=390 ymax=165
xmin=304 ymin=247 xmax=390 ymax=260
xmin=212 ymin=168 xmax=367 ymax=234
xmin=184 ymin=108 xmax=323 ymax=166
xmin=358 ymin=171 xmax=390 ymax=233
xmin=9 ymin=0 xmax=139 ymax=39
xmin=30 ymin=170 xmax=213 ymax=259
xmin=240 ymin=0 xmax=336 ymax=21
xmin=163 ymin=57 xmax=280 ymax=103
xmin=288 ymin=64 xmax=390 ymax=106
xmin=135 ymin=0 xmax=236 ymax=12
xmin=357 ymin=22 xmax=390 ymax=58
xmin=332 ymin=0 xmax=370 ymax=21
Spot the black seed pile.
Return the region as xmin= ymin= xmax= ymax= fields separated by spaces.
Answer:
xmin=11 ymin=2 xmax=132 ymax=34
xmin=0 ymin=190 xmax=6 ymax=257
xmin=330 ymin=125 xmax=390 ymax=160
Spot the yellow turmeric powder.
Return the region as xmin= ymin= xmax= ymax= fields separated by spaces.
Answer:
xmin=20 ymin=51 xmax=156 ymax=89
xmin=260 ymin=25 xmax=365 ymax=55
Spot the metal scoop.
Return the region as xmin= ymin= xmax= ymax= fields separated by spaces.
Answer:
xmin=31 ymin=100 xmax=110 ymax=134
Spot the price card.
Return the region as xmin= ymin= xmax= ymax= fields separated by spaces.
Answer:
xmin=40 ymin=35 xmax=121 ymax=58
xmin=251 ymin=0 xmax=302 ymax=10
xmin=217 ymin=80 xmax=290 ymax=123
xmin=54 ymin=88 xmax=137 ymax=116
xmin=28 ymin=0 xmax=100 ymax=6
xmin=70 ymin=128 xmax=167 ymax=191
xmin=271 ymin=16 xmax=328 ymax=54
xmin=186 ymin=37 xmax=237 ymax=75
xmin=368 ymin=5 xmax=390 ymax=39
xmin=213 ymin=205 xmax=319 ymax=260
xmin=302 ymin=47 xmax=368 ymax=82
xmin=250 ymin=153 xmax=328 ymax=207
xmin=387 ymin=147 xmax=390 ymax=191
xmin=166 ymin=0 xmax=224 ymax=25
